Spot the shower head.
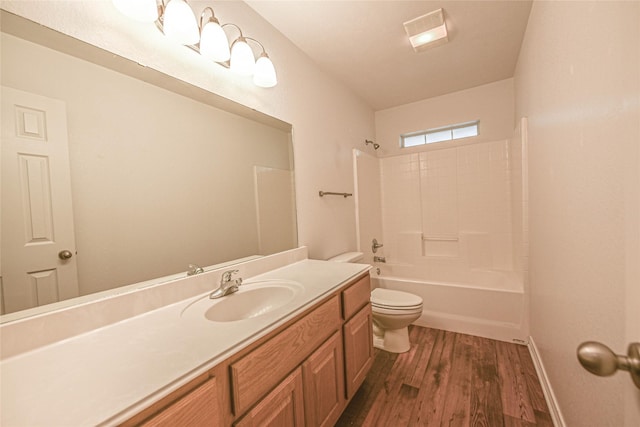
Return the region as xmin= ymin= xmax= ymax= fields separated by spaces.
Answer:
xmin=365 ymin=139 xmax=380 ymax=150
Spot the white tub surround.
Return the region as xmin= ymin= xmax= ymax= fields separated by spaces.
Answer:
xmin=0 ymin=250 xmax=370 ymax=426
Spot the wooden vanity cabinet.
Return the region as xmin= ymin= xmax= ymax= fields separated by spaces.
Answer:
xmin=234 ymin=368 xmax=305 ymax=427
xmin=121 ymin=370 xmax=222 ymax=427
xmin=343 ymin=304 xmax=374 ymax=398
xmin=230 ymin=295 xmax=341 ymax=415
xmin=302 ymin=330 xmax=346 ymax=427
xmin=141 ymin=376 xmax=219 ymax=427
xmin=123 ymin=272 xmax=373 ymax=427
xmin=341 ymin=274 xmax=374 ymax=398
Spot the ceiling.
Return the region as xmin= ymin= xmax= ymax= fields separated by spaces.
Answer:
xmin=246 ymin=0 xmax=533 ymax=111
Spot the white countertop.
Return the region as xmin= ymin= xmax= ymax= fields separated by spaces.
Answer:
xmin=0 ymin=259 xmax=369 ymax=426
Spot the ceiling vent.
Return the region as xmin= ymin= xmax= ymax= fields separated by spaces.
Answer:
xmin=403 ymin=8 xmax=448 ymax=52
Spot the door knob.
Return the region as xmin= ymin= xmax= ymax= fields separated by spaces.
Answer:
xmin=577 ymin=341 xmax=640 ymax=389
xmin=58 ymin=250 xmax=73 ymax=260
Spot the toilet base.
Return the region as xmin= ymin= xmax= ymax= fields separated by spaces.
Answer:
xmin=373 ymin=325 xmax=411 ymax=353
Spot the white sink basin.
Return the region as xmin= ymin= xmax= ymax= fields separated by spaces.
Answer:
xmin=183 ymin=280 xmax=304 ymax=322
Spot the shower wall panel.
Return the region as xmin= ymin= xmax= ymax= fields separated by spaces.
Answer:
xmin=381 ymin=139 xmax=514 ymax=272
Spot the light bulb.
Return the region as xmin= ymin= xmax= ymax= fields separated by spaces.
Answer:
xmin=162 ymin=0 xmax=199 ymax=45
xmin=112 ymin=0 xmax=159 ymax=22
xmin=230 ymin=37 xmax=255 ymax=76
xmin=253 ymin=53 xmax=277 ymax=88
xmin=200 ymin=20 xmax=230 ymax=62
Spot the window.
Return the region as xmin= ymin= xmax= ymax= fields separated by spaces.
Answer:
xmin=400 ymin=120 xmax=479 ymax=148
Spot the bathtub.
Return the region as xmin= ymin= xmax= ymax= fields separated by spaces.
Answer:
xmin=371 ymin=264 xmax=527 ymax=343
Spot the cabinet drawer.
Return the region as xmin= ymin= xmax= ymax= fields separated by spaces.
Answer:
xmin=141 ymin=377 xmax=219 ymax=427
xmin=341 ymin=275 xmax=370 ymax=320
xmin=231 ymin=295 xmax=341 ymax=415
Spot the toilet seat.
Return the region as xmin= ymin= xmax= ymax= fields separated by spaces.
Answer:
xmin=371 ymin=288 xmax=423 ymax=310
xmin=372 ymin=305 xmax=423 ymax=315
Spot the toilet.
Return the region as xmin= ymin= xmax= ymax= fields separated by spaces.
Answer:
xmin=369 ymin=287 xmax=423 ymax=353
xmin=327 ymin=252 xmax=423 ymax=353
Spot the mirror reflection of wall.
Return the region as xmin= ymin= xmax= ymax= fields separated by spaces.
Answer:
xmin=0 ymin=29 xmax=296 ymax=316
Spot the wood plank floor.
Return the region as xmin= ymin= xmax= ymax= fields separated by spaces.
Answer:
xmin=336 ymin=326 xmax=553 ymax=427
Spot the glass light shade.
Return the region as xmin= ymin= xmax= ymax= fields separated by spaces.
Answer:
xmin=200 ymin=21 xmax=230 ymax=62
xmin=112 ymin=0 xmax=159 ymax=22
xmin=253 ymin=54 xmax=277 ymax=88
xmin=230 ymin=38 xmax=255 ymax=76
xmin=162 ymin=0 xmax=199 ymax=45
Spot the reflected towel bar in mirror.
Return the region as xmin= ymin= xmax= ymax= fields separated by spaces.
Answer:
xmin=319 ymin=191 xmax=353 ymax=198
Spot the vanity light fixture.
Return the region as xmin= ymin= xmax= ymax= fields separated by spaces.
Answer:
xmin=111 ymin=0 xmax=278 ymax=88
xmin=199 ymin=7 xmax=230 ymax=62
xmin=253 ymin=50 xmax=277 ymax=88
xmin=162 ymin=0 xmax=199 ymax=45
xmin=229 ymin=31 xmax=255 ymax=76
xmin=403 ymin=8 xmax=448 ymax=52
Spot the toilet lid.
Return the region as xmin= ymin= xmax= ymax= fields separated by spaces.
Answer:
xmin=371 ymin=288 xmax=423 ymax=309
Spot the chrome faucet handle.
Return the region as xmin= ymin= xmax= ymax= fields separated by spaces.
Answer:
xmin=187 ymin=264 xmax=204 ymax=276
xmin=210 ymin=270 xmax=242 ymax=299
xmin=372 ymin=238 xmax=384 ymax=253
xmin=221 ymin=269 xmax=240 ymax=285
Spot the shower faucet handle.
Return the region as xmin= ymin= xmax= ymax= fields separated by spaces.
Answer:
xmin=372 ymin=238 xmax=384 ymax=253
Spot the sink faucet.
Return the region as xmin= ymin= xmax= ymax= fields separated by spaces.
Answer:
xmin=187 ymin=264 xmax=204 ymax=276
xmin=210 ymin=269 xmax=243 ymax=299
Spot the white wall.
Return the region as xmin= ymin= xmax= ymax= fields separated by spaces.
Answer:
xmin=515 ymin=1 xmax=640 ymax=425
xmin=372 ymin=78 xmax=516 ymax=274
xmin=509 ymin=118 xmax=529 ymax=277
xmin=353 ymin=149 xmax=383 ymax=264
xmin=0 ymin=0 xmax=375 ymax=261
xmin=375 ymin=78 xmax=514 ymax=157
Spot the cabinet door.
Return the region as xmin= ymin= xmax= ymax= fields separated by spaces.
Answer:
xmin=343 ymin=304 xmax=374 ymax=398
xmin=141 ymin=377 xmax=219 ymax=427
xmin=235 ymin=368 xmax=305 ymax=427
xmin=231 ymin=296 xmax=341 ymax=415
xmin=302 ymin=331 xmax=346 ymax=427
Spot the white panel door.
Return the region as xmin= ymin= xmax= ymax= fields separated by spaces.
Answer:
xmin=1 ymin=86 xmax=79 ymax=314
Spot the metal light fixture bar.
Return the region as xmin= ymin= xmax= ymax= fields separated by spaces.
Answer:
xmin=112 ymin=0 xmax=277 ymax=88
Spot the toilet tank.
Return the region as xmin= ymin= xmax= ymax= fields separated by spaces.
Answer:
xmin=327 ymin=252 xmax=364 ymax=263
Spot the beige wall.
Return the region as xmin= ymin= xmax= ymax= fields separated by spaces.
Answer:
xmin=0 ymin=0 xmax=375 ymax=262
xmin=374 ymin=78 xmax=515 ymax=158
xmin=2 ymin=33 xmax=292 ymax=296
xmin=515 ymin=1 xmax=640 ymax=425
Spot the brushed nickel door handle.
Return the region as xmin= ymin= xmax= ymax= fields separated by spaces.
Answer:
xmin=577 ymin=341 xmax=640 ymax=389
xmin=58 ymin=250 xmax=73 ymax=260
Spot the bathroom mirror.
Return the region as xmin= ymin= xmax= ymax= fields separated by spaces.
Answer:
xmin=0 ymin=12 xmax=297 ymax=321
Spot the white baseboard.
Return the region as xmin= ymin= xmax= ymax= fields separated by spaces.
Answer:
xmin=414 ymin=309 xmax=525 ymax=343
xmin=527 ymin=336 xmax=566 ymax=427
